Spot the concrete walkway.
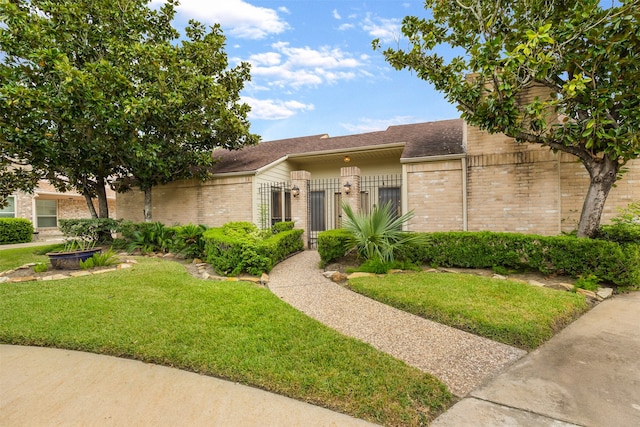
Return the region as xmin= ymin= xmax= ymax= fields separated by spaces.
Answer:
xmin=0 ymin=345 xmax=376 ymax=427
xmin=432 ymin=290 xmax=640 ymax=426
xmin=268 ymin=251 xmax=526 ymax=397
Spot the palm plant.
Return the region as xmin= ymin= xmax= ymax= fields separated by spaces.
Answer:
xmin=341 ymin=201 xmax=421 ymax=264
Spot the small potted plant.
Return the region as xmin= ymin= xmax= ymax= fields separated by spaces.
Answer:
xmin=47 ymin=220 xmax=103 ymax=269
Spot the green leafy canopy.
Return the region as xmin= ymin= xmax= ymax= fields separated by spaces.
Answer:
xmin=1 ymin=0 xmax=259 ymax=217
xmin=375 ymin=0 xmax=640 ymax=237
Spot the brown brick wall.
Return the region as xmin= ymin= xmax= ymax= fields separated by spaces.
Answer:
xmin=560 ymin=155 xmax=640 ymax=232
xmin=406 ymin=160 xmax=464 ymax=231
xmin=116 ymin=177 xmax=254 ymax=226
xmin=466 ymin=151 xmax=561 ymax=235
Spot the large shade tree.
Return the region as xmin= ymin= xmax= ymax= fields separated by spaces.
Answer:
xmin=375 ymin=0 xmax=640 ymax=237
xmin=0 ymin=0 xmax=258 ymax=219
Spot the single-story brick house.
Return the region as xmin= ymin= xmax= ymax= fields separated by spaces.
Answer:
xmin=2 ymin=181 xmax=116 ymax=239
xmin=116 ymin=118 xmax=639 ymax=248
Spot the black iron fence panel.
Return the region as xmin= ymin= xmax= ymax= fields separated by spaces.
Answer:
xmin=258 ymin=182 xmax=291 ymax=229
xmin=307 ymin=178 xmax=341 ymax=248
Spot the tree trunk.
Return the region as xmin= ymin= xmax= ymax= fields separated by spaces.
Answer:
xmin=143 ymin=187 xmax=152 ymax=222
xmin=83 ymin=193 xmax=98 ymax=219
xmin=576 ymin=155 xmax=619 ymax=238
xmin=95 ymin=178 xmax=110 ymax=219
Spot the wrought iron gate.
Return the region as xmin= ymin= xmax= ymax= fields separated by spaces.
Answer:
xmin=258 ymin=182 xmax=291 ymax=230
xmin=307 ymin=178 xmax=341 ymax=248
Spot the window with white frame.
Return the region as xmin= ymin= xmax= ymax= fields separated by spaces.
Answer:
xmin=36 ymin=199 xmax=58 ymax=227
xmin=0 ymin=196 xmax=16 ymax=218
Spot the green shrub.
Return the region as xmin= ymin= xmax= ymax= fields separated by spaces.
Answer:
xmin=342 ymin=202 xmax=422 ymax=263
xmin=0 ymin=218 xmax=34 ymax=244
xmin=317 ymin=229 xmax=353 ymax=264
xmin=404 ymin=231 xmax=640 ymax=287
xmin=79 ymin=248 xmax=119 ymax=269
xmin=574 ymin=274 xmax=600 ymax=292
xmin=127 ymin=222 xmax=175 ymax=254
xmin=272 ymin=221 xmax=295 ymax=234
xmin=597 ymin=223 xmax=640 ymax=243
xmin=204 ymin=222 xmax=303 ymax=276
xmin=58 ymin=218 xmax=120 ymax=246
xmin=33 ymin=262 xmax=48 ymax=273
xmin=170 ymin=224 xmax=208 ymax=259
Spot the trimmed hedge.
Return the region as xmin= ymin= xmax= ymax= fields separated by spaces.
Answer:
xmin=204 ymin=222 xmax=304 ymax=276
xmin=597 ymin=223 xmax=640 ymax=244
xmin=317 ymin=229 xmax=353 ymax=264
xmin=400 ymin=232 xmax=640 ymax=287
xmin=0 ymin=218 xmax=34 ymax=244
xmin=272 ymin=221 xmax=295 ymax=234
xmin=319 ymin=229 xmax=640 ymax=287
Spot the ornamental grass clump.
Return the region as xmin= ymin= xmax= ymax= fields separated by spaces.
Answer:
xmin=341 ymin=201 xmax=422 ymax=271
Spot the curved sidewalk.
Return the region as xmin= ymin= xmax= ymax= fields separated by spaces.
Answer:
xmin=268 ymin=250 xmax=526 ymax=397
xmin=0 ymin=345 xmax=376 ymax=427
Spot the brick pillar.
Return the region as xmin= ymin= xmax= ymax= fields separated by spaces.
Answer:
xmin=341 ymin=166 xmax=361 ymax=216
xmin=291 ymin=170 xmax=311 ymax=249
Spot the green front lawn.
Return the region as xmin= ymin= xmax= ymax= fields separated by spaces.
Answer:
xmin=0 ymin=255 xmax=451 ymax=427
xmin=0 ymin=245 xmax=61 ymax=271
xmin=348 ymin=272 xmax=589 ymax=350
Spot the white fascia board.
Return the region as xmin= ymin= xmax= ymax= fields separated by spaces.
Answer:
xmin=400 ymin=153 xmax=466 ymax=164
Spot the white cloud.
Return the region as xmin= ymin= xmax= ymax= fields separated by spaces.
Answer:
xmin=246 ymin=42 xmax=367 ymax=89
xmin=332 ymin=9 xmax=341 ymax=20
xmin=340 ymin=116 xmax=424 ymax=134
xmin=338 ymin=23 xmax=355 ymax=31
xmin=362 ymin=14 xmax=401 ymax=43
xmin=161 ymin=0 xmax=290 ymax=39
xmin=243 ymin=96 xmax=314 ymax=120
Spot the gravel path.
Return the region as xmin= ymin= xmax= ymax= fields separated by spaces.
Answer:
xmin=268 ymin=250 xmax=526 ymax=397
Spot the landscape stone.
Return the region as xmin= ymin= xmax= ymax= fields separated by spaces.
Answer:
xmin=527 ymin=280 xmax=546 ymax=287
xmin=576 ymin=288 xmax=597 ymax=299
xmin=41 ymin=274 xmax=69 ymax=281
xmin=192 ymin=258 xmax=202 ymax=264
xmin=117 ymin=263 xmax=133 ymax=269
xmin=596 ymin=287 xmax=614 ymax=301
xmin=322 ymin=271 xmax=337 ymax=279
xmin=9 ymin=276 xmax=37 ymax=283
xmin=260 ymin=273 xmax=269 ymax=284
xmin=69 ymin=271 xmax=91 ymax=277
xmin=546 ymin=283 xmax=574 ymax=291
xmin=201 ymin=272 xmax=210 ymax=280
xmin=91 ymin=268 xmax=118 ymax=274
xmin=0 ymin=277 xmax=8 ymax=283
xmin=347 ymin=272 xmax=375 ymax=279
xmin=492 ymin=274 xmax=507 ymax=280
xmin=331 ymin=272 xmax=348 ymax=283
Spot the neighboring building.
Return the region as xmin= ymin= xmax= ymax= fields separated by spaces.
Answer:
xmin=116 ymin=119 xmax=639 ymax=248
xmin=1 ymin=181 xmax=117 ymax=238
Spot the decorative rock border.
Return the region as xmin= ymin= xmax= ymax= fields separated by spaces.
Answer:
xmin=191 ymin=261 xmax=269 ymax=286
xmin=0 ymin=260 xmax=137 ymax=283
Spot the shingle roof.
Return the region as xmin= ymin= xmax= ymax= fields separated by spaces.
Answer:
xmin=211 ymin=118 xmax=464 ymax=174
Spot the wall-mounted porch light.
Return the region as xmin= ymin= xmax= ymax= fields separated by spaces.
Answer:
xmin=343 ymin=182 xmax=352 ymax=195
xmin=344 ymin=155 xmax=351 ymax=163
xmin=291 ymin=185 xmax=300 ymax=198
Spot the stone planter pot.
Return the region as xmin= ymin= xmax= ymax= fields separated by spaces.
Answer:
xmin=47 ymin=248 xmax=102 ymax=270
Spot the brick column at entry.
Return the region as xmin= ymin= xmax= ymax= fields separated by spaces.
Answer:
xmin=290 ymin=170 xmax=311 ymax=249
xmin=341 ymin=166 xmax=361 ymax=216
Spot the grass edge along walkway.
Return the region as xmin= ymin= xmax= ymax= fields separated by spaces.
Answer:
xmin=347 ymin=271 xmax=589 ymax=350
xmin=0 ymin=257 xmax=451 ymax=427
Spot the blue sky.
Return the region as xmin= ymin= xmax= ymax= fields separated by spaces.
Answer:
xmin=152 ymin=0 xmax=459 ymax=142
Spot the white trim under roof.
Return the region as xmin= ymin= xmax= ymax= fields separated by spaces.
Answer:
xmin=400 ymin=153 xmax=466 ymax=164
